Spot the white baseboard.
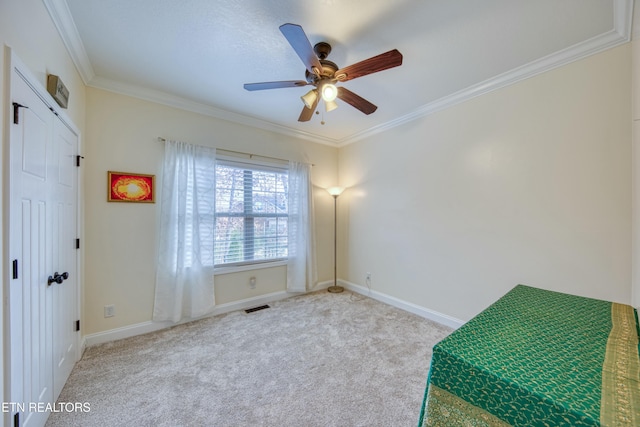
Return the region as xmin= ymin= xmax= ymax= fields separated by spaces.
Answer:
xmin=83 ymin=290 xmax=294 ymax=347
xmin=313 ymin=279 xmax=333 ymax=291
xmin=339 ymin=279 xmax=465 ymax=330
xmin=82 ymin=278 xmax=462 ymax=348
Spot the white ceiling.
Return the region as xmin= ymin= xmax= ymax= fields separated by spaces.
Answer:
xmin=47 ymin=0 xmax=633 ymax=146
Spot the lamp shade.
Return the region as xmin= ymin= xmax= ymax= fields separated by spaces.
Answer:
xmin=325 ymin=100 xmax=338 ymax=112
xmin=326 ymin=186 xmax=344 ymax=197
xmin=301 ymin=89 xmax=318 ymax=109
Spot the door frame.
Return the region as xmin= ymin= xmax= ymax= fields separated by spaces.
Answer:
xmin=3 ymin=46 xmax=83 ymax=425
xmin=633 ymin=37 xmax=640 ymax=310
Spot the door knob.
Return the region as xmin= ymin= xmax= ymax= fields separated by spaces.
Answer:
xmin=47 ymin=272 xmax=69 ymax=286
xmin=48 ymin=274 xmax=62 ymax=286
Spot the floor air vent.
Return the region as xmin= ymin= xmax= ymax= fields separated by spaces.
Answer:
xmin=245 ymin=304 xmax=270 ymax=313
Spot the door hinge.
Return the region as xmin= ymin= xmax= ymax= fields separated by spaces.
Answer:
xmin=75 ymin=320 xmax=80 ymax=332
xmin=14 ymin=412 xmax=19 ymax=427
xmin=12 ymin=102 xmax=28 ymax=125
xmin=12 ymin=259 xmax=18 ymax=279
xmin=76 ymin=238 xmax=80 ymax=249
xmin=76 ymin=155 xmax=84 ymax=167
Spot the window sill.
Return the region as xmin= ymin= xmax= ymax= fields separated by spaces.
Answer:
xmin=214 ymin=260 xmax=287 ymax=276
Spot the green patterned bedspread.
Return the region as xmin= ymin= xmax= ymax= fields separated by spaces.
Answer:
xmin=418 ymin=285 xmax=640 ymax=427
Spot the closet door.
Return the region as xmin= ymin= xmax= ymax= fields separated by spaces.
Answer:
xmin=9 ymin=62 xmax=80 ymax=426
xmin=51 ymin=117 xmax=78 ymax=398
xmin=9 ymin=67 xmax=55 ymax=427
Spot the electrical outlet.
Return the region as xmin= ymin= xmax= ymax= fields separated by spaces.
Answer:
xmin=366 ymin=272 xmax=371 ymax=281
xmin=249 ymin=277 xmax=256 ymax=289
xmin=104 ymin=304 xmax=115 ymax=318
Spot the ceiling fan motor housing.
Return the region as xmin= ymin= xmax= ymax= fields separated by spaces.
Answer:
xmin=304 ymin=42 xmax=338 ymax=83
xmin=314 ymin=42 xmax=332 ymax=59
xmin=305 ymin=52 xmax=338 ymax=83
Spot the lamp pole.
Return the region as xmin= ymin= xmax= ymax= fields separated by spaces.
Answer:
xmin=327 ymin=188 xmax=343 ymax=293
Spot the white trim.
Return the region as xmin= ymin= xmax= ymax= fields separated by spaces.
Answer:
xmin=2 ymin=45 xmax=10 ymax=427
xmin=634 ymin=119 xmax=640 ymax=309
xmin=83 ymin=279 xmax=333 ymax=347
xmin=632 ymin=0 xmax=639 ymax=308
xmin=10 ymin=53 xmax=80 ymax=135
xmin=45 ymin=0 xmax=634 ymax=148
xmin=633 ymin=0 xmax=640 ymax=41
xmin=312 ymin=279 xmax=333 ymax=291
xmin=341 ymin=25 xmax=631 ymax=145
xmin=214 ymin=260 xmax=287 ymax=275
xmin=42 ymin=0 xmax=95 ymax=84
xmin=339 ymin=279 xmax=465 ymax=330
xmin=615 ymin=0 xmax=635 ymax=40
xmin=88 ymin=76 xmax=339 ymax=147
xmin=84 ymin=290 xmax=292 ymax=347
xmin=81 ymin=277 xmax=464 ymax=350
xmin=633 ymin=37 xmax=640 ymax=308
xmin=81 ymin=276 xmax=462 ymax=349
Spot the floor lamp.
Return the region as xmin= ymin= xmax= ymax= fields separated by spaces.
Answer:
xmin=327 ymin=186 xmax=344 ymax=293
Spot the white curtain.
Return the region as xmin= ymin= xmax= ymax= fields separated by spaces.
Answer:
xmin=287 ymin=161 xmax=317 ymax=292
xmin=153 ymin=140 xmax=217 ymax=322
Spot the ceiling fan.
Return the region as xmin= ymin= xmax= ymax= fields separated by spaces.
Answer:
xmin=243 ymin=23 xmax=403 ymax=122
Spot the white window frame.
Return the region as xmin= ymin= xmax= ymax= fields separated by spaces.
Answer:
xmin=213 ymin=155 xmax=289 ymax=270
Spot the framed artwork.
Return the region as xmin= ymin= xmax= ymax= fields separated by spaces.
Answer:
xmin=108 ymin=171 xmax=155 ymax=203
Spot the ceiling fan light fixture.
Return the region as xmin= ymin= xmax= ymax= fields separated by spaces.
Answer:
xmin=244 ymin=24 xmax=402 ymax=123
xmin=301 ymin=89 xmax=318 ymax=109
xmin=320 ymin=82 xmax=338 ymax=102
xmin=325 ymin=100 xmax=338 ymax=112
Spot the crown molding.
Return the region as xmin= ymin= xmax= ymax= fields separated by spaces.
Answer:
xmin=616 ymin=0 xmax=635 ymax=40
xmin=42 ymin=0 xmax=95 ymax=84
xmin=46 ymin=0 xmax=633 ymax=148
xmin=41 ymin=0 xmax=339 ymax=146
xmin=89 ymin=76 xmax=341 ymax=146
xmin=339 ymin=0 xmax=633 ymax=146
xmin=632 ymin=0 xmax=640 ymax=40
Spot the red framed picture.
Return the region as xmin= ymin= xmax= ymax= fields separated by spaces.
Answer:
xmin=108 ymin=171 xmax=155 ymax=203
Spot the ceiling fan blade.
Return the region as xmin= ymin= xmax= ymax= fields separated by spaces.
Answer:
xmin=279 ymin=23 xmax=323 ymax=76
xmin=244 ymin=81 xmax=309 ymax=91
xmin=337 ymin=87 xmax=377 ymax=115
xmin=334 ymin=49 xmax=403 ymax=82
xmin=298 ymin=96 xmax=319 ymax=122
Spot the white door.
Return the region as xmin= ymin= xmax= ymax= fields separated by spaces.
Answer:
xmin=9 ymin=68 xmax=55 ymax=427
xmin=51 ymin=117 xmax=78 ymax=398
xmin=9 ymin=65 xmax=79 ymax=426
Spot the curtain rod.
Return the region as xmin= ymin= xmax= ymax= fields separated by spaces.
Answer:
xmin=157 ymin=137 xmax=314 ymax=166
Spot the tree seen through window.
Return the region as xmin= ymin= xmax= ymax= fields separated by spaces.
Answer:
xmin=214 ymin=163 xmax=288 ymax=266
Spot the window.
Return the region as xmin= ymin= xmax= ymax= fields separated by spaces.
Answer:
xmin=214 ymin=159 xmax=288 ymax=267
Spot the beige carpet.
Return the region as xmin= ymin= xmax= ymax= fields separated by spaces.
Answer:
xmin=46 ymin=290 xmax=452 ymax=427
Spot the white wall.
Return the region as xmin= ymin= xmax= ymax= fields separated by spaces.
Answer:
xmin=632 ymin=13 xmax=640 ymax=309
xmin=83 ymin=87 xmax=338 ymax=335
xmin=1 ymin=0 xmax=634 ymax=354
xmin=1 ymin=0 xmax=87 ymax=419
xmin=339 ymin=44 xmax=632 ymax=322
